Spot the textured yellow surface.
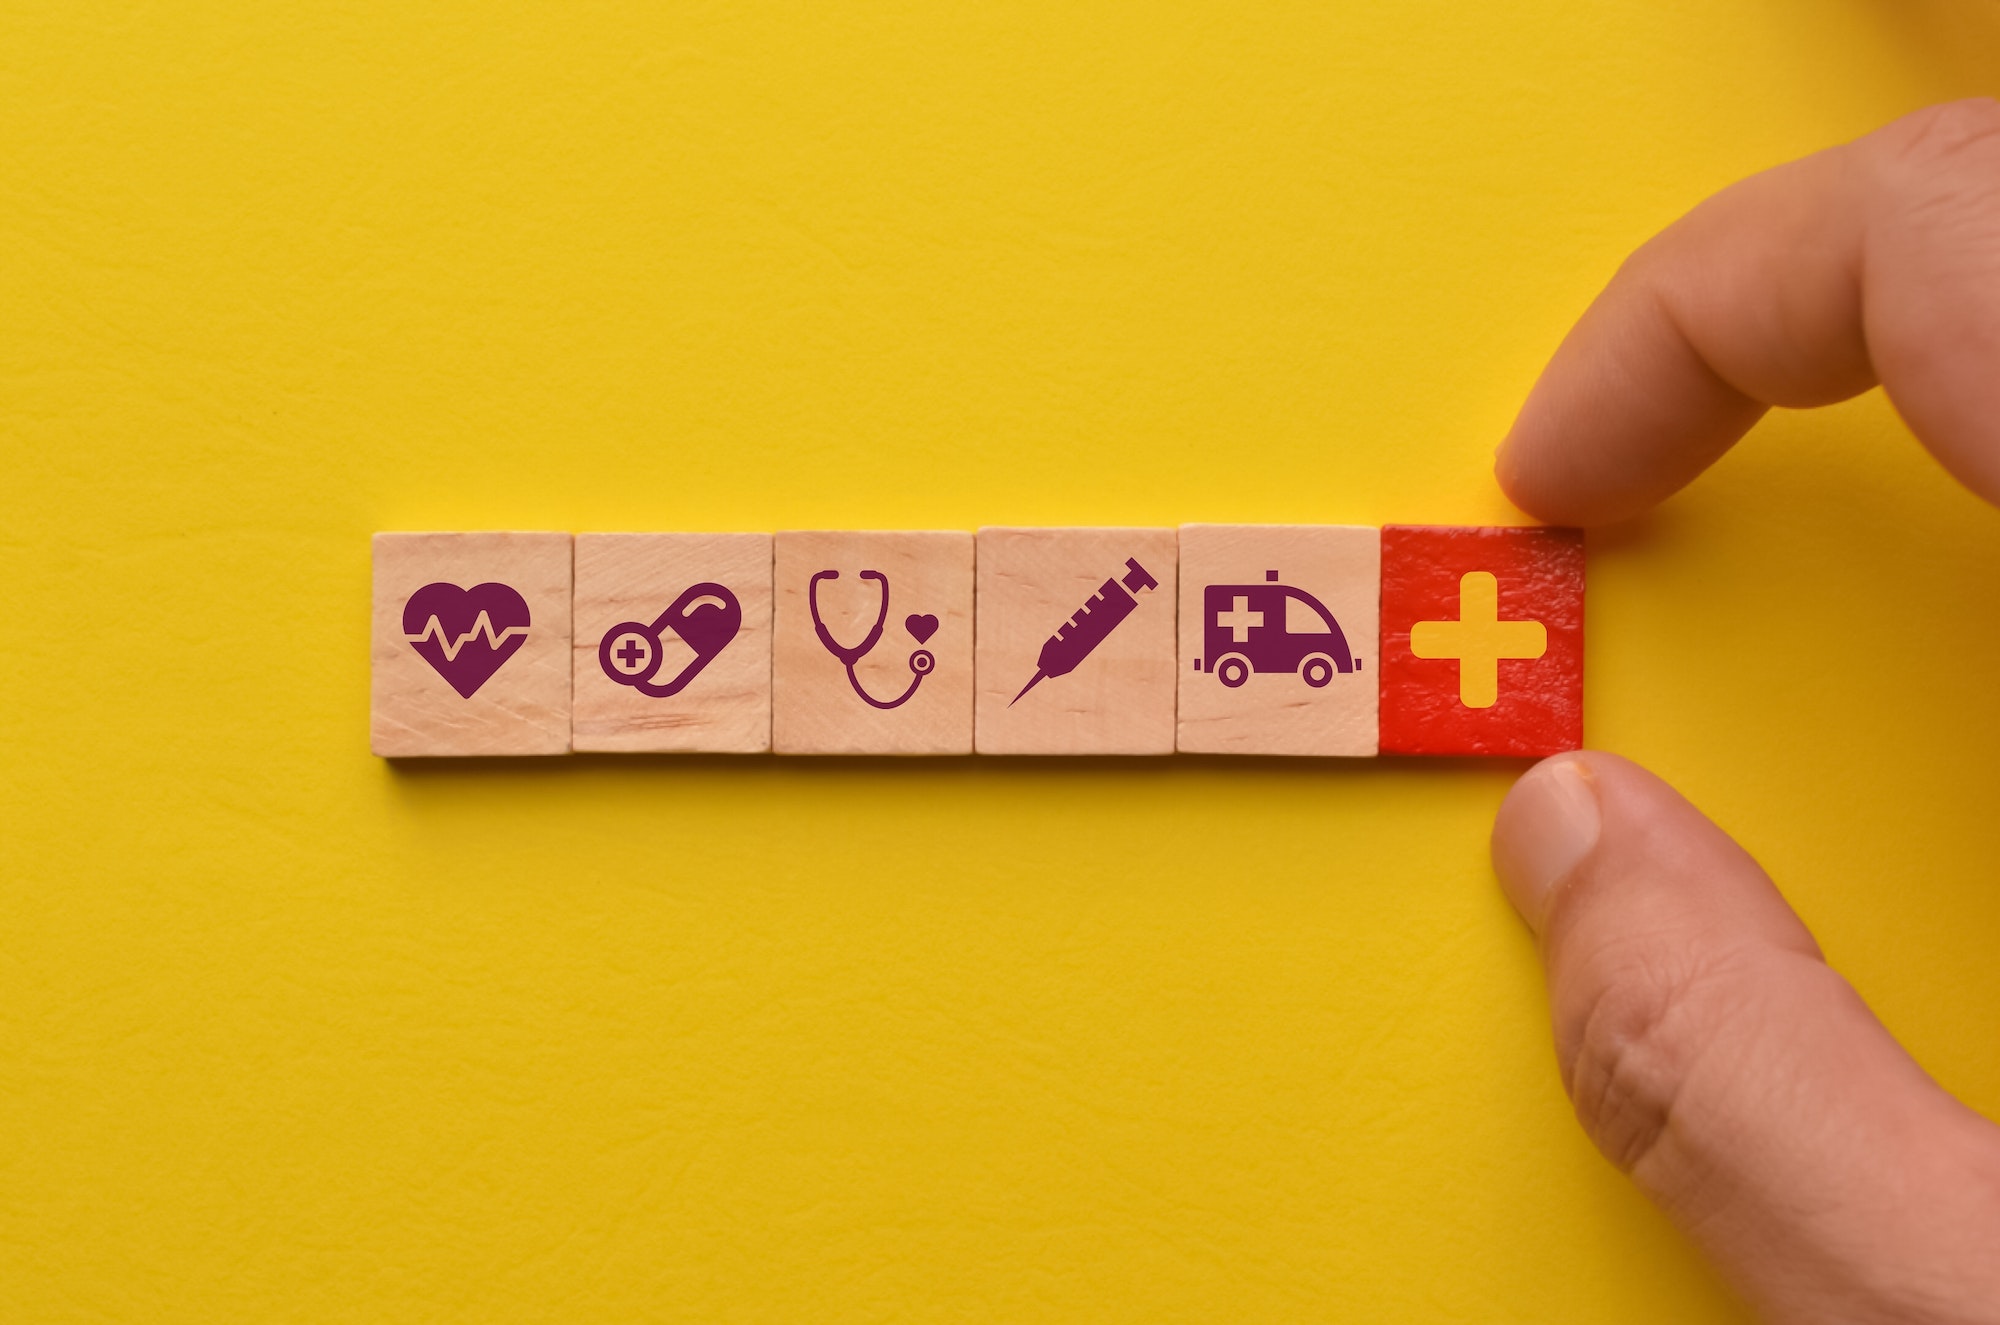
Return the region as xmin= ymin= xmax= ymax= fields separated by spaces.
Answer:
xmin=6 ymin=2 xmax=2000 ymax=1319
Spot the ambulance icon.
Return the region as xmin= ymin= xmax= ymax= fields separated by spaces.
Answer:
xmin=1196 ymin=572 xmax=1362 ymax=689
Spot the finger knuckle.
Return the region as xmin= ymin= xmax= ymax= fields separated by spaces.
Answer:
xmin=1559 ymin=940 xmax=1721 ymax=1174
xmin=1856 ymin=100 xmax=2000 ymax=267
xmin=1872 ymin=99 xmax=2000 ymax=197
xmin=1890 ymin=97 xmax=2000 ymax=164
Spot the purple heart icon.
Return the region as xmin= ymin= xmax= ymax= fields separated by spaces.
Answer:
xmin=904 ymin=613 xmax=939 ymax=644
xmin=403 ymin=581 xmax=532 ymax=698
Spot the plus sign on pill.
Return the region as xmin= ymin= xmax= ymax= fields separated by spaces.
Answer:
xmin=1378 ymin=525 xmax=1583 ymax=757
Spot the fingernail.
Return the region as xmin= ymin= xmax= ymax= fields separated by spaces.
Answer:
xmin=1492 ymin=756 xmax=1600 ymax=933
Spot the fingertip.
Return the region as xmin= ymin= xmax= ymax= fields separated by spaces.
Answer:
xmin=1491 ymin=428 xmax=1535 ymax=517
xmin=1493 ymin=357 xmax=1647 ymax=528
xmin=1491 ymin=752 xmax=1602 ymax=934
xmin=1493 ymin=380 xmax=1578 ymax=525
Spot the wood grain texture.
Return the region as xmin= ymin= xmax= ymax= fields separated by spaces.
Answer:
xmin=772 ymin=530 xmax=974 ymax=755
xmin=1176 ymin=524 xmax=1380 ymax=757
xmin=572 ymin=533 xmax=772 ymax=753
xmin=370 ymin=532 xmax=572 ymax=757
xmin=974 ymin=527 xmax=1177 ymax=755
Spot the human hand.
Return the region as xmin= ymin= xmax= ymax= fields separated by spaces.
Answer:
xmin=1490 ymin=101 xmax=2000 ymax=1323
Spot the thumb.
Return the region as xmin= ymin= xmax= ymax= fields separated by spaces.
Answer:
xmin=1492 ymin=752 xmax=2000 ymax=1324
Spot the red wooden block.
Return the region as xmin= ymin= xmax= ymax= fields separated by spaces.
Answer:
xmin=1378 ymin=525 xmax=1583 ymax=757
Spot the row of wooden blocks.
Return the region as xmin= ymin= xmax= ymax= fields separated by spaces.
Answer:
xmin=371 ymin=525 xmax=1584 ymax=758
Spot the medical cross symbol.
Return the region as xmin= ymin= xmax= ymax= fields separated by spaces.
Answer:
xmin=1409 ymin=571 xmax=1547 ymax=708
xmin=1215 ymin=595 xmax=1264 ymax=643
xmin=614 ymin=635 xmax=649 ymax=673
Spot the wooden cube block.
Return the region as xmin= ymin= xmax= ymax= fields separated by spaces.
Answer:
xmin=370 ymin=532 xmax=572 ymax=757
xmin=771 ymin=530 xmax=974 ymax=755
xmin=1176 ymin=524 xmax=1380 ymax=756
xmin=571 ymin=533 xmax=773 ymax=753
xmin=1378 ymin=525 xmax=1584 ymax=757
xmin=974 ymin=527 xmax=1177 ymax=755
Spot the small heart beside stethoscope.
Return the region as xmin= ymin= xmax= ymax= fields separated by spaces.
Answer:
xmin=807 ymin=569 xmax=937 ymax=710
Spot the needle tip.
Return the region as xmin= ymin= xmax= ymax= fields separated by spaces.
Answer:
xmin=1009 ymin=671 xmax=1045 ymax=706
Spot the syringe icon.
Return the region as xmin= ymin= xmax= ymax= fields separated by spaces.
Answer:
xmin=1011 ymin=557 xmax=1160 ymax=705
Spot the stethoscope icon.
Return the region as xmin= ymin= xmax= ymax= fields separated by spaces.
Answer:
xmin=807 ymin=569 xmax=935 ymax=710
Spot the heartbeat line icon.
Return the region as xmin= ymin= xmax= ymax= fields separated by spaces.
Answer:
xmin=405 ymin=611 xmax=530 ymax=661
xmin=401 ymin=581 xmax=534 ymax=698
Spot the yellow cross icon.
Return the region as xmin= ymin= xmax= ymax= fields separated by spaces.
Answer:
xmin=1409 ymin=571 xmax=1546 ymax=709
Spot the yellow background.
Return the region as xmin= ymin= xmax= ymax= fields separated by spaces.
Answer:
xmin=6 ymin=3 xmax=2000 ymax=1319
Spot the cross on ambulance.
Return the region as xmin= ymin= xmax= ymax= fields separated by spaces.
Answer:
xmin=1196 ymin=571 xmax=1361 ymax=689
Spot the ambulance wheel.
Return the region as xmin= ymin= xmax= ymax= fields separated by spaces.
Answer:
xmin=1301 ymin=655 xmax=1335 ymax=688
xmin=1216 ymin=655 xmax=1251 ymax=688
